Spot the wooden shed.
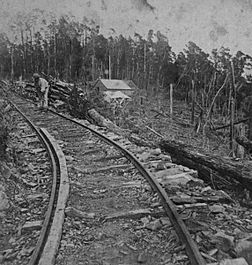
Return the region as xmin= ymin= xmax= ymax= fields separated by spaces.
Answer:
xmin=93 ymin=79 xmax=136 ymax=96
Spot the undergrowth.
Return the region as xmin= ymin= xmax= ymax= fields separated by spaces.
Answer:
xmin=0 ymin=100 xmax=10 ymax=160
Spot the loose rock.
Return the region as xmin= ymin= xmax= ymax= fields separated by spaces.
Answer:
xmin=137 ymin=252 xmax=148 ymax=263
xmin=145 ymin=219 xmax=162 ymax=231
xmin=235 ymin=235 xmax=252 ymax=265
xmin=0 ymin=184 xmax=9 ymax=211
xmin=21 ymin=220 xmax=43 ymax=233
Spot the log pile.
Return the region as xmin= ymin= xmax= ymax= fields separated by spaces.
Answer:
xmin=24 ymin=81 xmax=71 ymax=102
xmin=159 ymin=139 xmax=252 ymax=190
xmin=49 ymin=82 xmax=71 ymax=102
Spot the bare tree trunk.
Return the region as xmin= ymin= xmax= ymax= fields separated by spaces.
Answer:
xmin=10 ymin=45 xmax=14 ymax=80
xmin=131 ymin=58 xmax=134 ymax=80
xmin=47 ymin=51 xmax=50 ymax=75
xmin=47 ymin=39 xmax=51 ymax=75
xmin=170 ymin=83 xmax=173 ymax=117
xmin=21 ymin=30 xmax=26 ymax=78
xmin=54 ymin=33 xmax=57 ymax=76
xmin=248 ymin=103 xmax=252 ymax=141
xmin=191 ymin=79 xmax=195 ymax=124
xmin=230 ymin=60 xmax=236 ymax=156
xmin=69 ymin=40 xmax=72 ymax=80
xmin=29 ymin=29 xmax=33 ymax=74
xmin=92 ymin=55 xmax=95 ymax=81
xmin=117 ymin=54 xmax=120 ymax=78
xmin=109 ymin=53 xmax=111 ymax=79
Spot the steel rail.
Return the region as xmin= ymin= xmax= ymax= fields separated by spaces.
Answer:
xmin=49 ymin=109 xmax=207 ymax=265
xmin=7 ymin=101 xmax=60 ymax=265
xmin=3 ymin=87 xmax=206 ymax=265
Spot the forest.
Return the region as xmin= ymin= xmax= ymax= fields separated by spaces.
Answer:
xmin=0 ymin=9 xmax=252 ymax=149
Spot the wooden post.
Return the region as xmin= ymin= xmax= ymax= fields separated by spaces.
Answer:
xmin=10 ymin=45 xmax=14 ymax=81
xmin=230 ymin=94 xmax=235 ymax=153
xmin=109 ymin=53 xmax=111 ymax=80
xmin=170 ymin=83 xmax=173 ymax=117
xmin=230 ymin=59 xmax=236 ymax=156
xmin=191 ymin=79 xmax=195 ymax=124
xmin=92 ymin=55 xmax=95 ymax=81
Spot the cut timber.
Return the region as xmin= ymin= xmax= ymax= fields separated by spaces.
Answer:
xmin=74 ymin=164 xmax=134 ymax=174
xmin=87 ymin=108 xmax=128 ymax=137
xmin=160 ymin=139 xmax=252 ymax=190
xmin=236 ymin=136 xmax=252 ymax=152
xmin=91 ymin=164 xmax=134 ymax=174
xmin=94 ymin=154 xmax=123 ymax=162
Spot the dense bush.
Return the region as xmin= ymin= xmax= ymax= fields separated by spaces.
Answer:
xmin=0 ymin=101 xmax=8 ymax=159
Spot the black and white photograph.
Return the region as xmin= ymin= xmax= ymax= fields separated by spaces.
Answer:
xmin=0 ymin=1 xmax=252 ymax=264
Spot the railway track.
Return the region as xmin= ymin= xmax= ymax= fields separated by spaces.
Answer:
xmin=2 ymin=86 xmax=252 ymax=265
xmin=0 ymin=87 xmax=208 ymax=264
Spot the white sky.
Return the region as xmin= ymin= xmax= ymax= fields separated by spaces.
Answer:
xmin=1 ymin=0 xmax=252 ymax=55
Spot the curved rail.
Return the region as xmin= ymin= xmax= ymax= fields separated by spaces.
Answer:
xmin=49 ymin=109 xmax=206 ymax=265
xmin=4 ymin=88 xmax=206 ymax=265
xmin=8 ymin=101 xmax=69 ymax=265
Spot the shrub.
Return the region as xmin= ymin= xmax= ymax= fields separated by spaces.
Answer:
xmin=0 ymin=101 xmax=9 ymax=159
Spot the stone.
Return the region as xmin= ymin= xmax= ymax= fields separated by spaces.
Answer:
xmin=211 ymin=231 xmax=234 ymax=252
xmin=97 ymin=232 xmax=107 ymax=240
xmin=156 ymin=162 xmax=166 ymax=171
xmin=21 ymin=220 xmax=43 ymax=233
xmin=160 ymin=154 xmax=172 ymax=161
xmin=20 ymin=247 xmax=35 ymax=257
xmin=0 ymin=184 xmax=9 ymax=211
xmin=155 ymin=168 xmax=183 ymax=178
xmin=145 ymin=219 xmax=162 ymax=231
xmin=140 ymin=217 xmax=149 ymax=226
xmin=201 ymin=186 xmax=212 ymax=193
xmin=0 ymin=163 xmax=11 ymax=178
xmin=160 ymin=217 xmax=171 ymax=226
xmin=209 ymin=205 xmax=225 ymax=213
xmin=151 ymin=148 xmax=162 ymax=155
xmin=156 ymin=172 xmax=200 ymax=186
xmin=65 ymin=155 xmax=74 ymax=162
xmin=235 ymin=236 xmax=252 ymax=265
xmin=137 ymin=252 xmax=148 ymax=263
xmin=220 ymin=258 xmax=249 ymax=265
xmin=138 ymin=152 xmax=151 ymax=162
xmin=32 ymin=148 xmax=45 ymax=154
xmin=27 ymin=193 xmax=48 ymax=200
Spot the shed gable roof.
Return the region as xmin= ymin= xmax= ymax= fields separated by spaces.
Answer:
xmin=97 ymin=79 xmax=133 ymax=90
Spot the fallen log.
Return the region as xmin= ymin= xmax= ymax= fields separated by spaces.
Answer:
xmin=159 ymin=139 xmax=252 ymax=190
xmin=87 ymin=108 xmax=129 ymax=137
xmin=87 ymin=108 xmax=153 ymax=147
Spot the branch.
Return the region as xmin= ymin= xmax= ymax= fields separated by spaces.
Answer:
xmin=214 ymin=118 xmax=249 ymax=131
xmin=206 ymin=73 xmax=229 ymax=120
xmin=203 ymin=73 xmax=229 ymax=131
